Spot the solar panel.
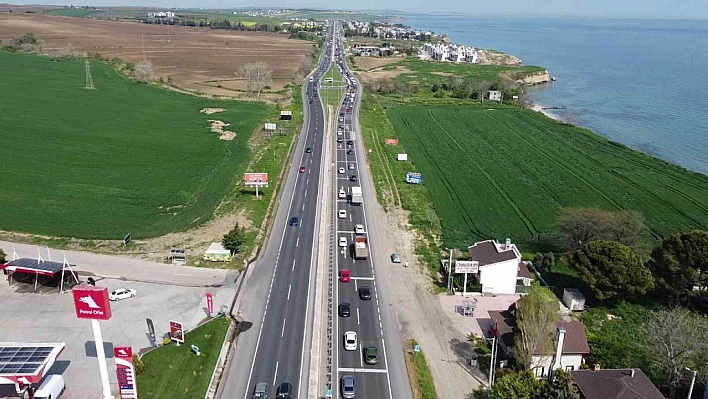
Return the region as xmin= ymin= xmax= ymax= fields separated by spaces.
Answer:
xmin=0 ymin=344 xmax=65 ymax=380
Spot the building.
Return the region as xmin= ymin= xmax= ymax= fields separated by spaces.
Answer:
xmin=488 ymin=301 xmax=591 ymax=379
xmin=572 ymin=369 xmax=666 ymax=399
xmin=467 ymin=239 xmax=528 ymax=294
xmin=562 ymin=288 xmax=586 ymax=311
xmin=147 ymin=11 xmax=175 ymax=19
xmin=422 ymin=42 xmax=478 ymax=63
xmin=203 ymin=242 xmax=231 ymax=262
xmin=487 ymin=90 xmax=502 ymax=101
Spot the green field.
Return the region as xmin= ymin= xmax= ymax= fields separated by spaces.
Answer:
xmin=320 ymin=63 xmax=345 ymax=106
xmin=385 ymin=106 xmax=708 ymax=250
xmin=138 ymin=317 xmax=230 ymax=398
xmin=0 ymin=51 xmax=271 ymax=239
xmin=42 ymin=7 xmax=104 ymax=17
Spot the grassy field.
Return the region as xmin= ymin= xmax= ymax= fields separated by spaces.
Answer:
xmin=320 ymin=63 xmax=345 ymax=106
xmin=405 ymin=339 xmax=438 ymax=399
xmin=0 ymin=50 xmax=271 ymax=239
xmin=385 ymin=106 xmax=708 ymax=250
xmin=42 ymin=7 xmax=104 ymax=17
xmin=138 ymin=317 xmax=230 ymax=398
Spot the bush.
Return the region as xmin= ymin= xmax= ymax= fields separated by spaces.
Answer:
xmin=0 ymin=248 xmax=5 ymax=264
xmin=162 ymin=337 xmax=171 ymax=346
xmin=222 ymin=223 xmax=245 ymax=255
xmin=133 ymin=354 xmax=145 ymax=375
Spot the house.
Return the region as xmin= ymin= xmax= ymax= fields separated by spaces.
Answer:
xmin=468 ymin=239 xmax=528 ymax=294
xmin=487 ymin=90 xmax=502 ymax=101
xmin=572 ymin=369 xmax=666 ymax=399
xmin=488 ymin=301 xmax=590 ymax=379
xmin=203 ymin=242 xmax=231 ymax=262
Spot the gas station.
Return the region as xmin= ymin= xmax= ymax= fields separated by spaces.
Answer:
xmin=0 ymin=342 xmax=66 ymax=398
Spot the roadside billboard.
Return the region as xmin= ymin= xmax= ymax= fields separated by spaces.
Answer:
xmin=114 ymin=346 xmax=138 ymax=399
xmin=397 ymin=154 xmax=408 ymax=161
xmin=406 ymin=172 xmax=423 ymax=185
xmin=244 ymin=173 xmax=268 ymax=187
xmin=455 ymin=261 xmax=480 ymax=274
xmin=385 ymin=138 xmax=399 ymax=145
xmin=169 ymin=320 xmax=184 ymax=344
xmin=72 ymin=286 xmax=112 ymax=320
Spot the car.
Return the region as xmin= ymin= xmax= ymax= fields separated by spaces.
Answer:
xmin=340 ymin=112 xmax=344 ymax=117
xmin=309 ymin=100 xmax=314 ymax=104
xmin=347 ymin=149 xmax=354 ymax=155
xmin=354 ymin=224 xmax=364 ymax=234
xmin=252 ymin=382 xmax=268 ymax=399
xmin=339 ymin=269 xmax=350 ymax=282
xmin=306 ymin=147 xmax=312 ymax=153
xmin=299 ymin=166 xmax=306 ymax=173
xmin=344 ymin=331 xmax=357 ymax=351
xmin=338 ymin=209 xmax=347 ymax=219
xmin=337 ymin=138 xmax=343 ymax=143
xmin=347 ymin=140 xmax=354 ymax=145
xmin=346 ymin=107 xmax=351 ymax=112
xmin=341 ymin=374 xmax=355 ymax=398
xmin=338 ymin=303 xmax=351 ymax=317
xmin=309 ymin=77 xmax=313 ymax=82
xmin=339 ymin=117 xmax=344 ymax=122
xmin=289 ymin=217 xmax=299 ymax=227
xmin=339 ymin=236 xmax=347 ymax=247
xmin=337 ymin=130 xmax=343 ymax=136
xmin=391 ymin=252 xmax=401 ymax=263
xmin=358 ymin=286 xmax=371 ymax=300
xmin=350 ymin=175 xmax=358 ymax=182
xmin=363 ymin=346 xmax=378 ymax=365
xmin=338 ymin=188 xmax=346 ymax=199
xmin=109 ymin=288 xmax=136 ymax=301
xmin=338 ymin=167 xmax=345 ymax=174
xmin=276 ymin=382 xmax=292 ymax=399
xmin=348 ymin=164 xmax=355 ymax=170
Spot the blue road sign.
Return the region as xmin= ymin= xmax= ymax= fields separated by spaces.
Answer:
xmin=414 ymin=344 xmax=421 ymax=352
xmin=326 ymin=389 xmax=332 ymax=398
xmin=406 ymin=172 xmax=422 ymax=185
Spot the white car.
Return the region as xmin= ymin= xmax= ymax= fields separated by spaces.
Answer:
xmin=339 ymin=237 xmax=348 ymax=247
xmin=309 ymin=77 xmax=314 ymax=82
xmin=339 ymin=188 xmax=346 ymax=199
xmin=344 ymin=331 xmax=357 ymax=351
xmin=338 ymin=209 xmax=347 ymax=219
xmin=109 ymin=288 xmax=136 ymax=301
xmin=338 ymin=167 xmax=345 ymax=174
xmin=355 ymin=224 xmax=365 ymax=234
xmin=337 ymin=130 xmax=343 ymax=136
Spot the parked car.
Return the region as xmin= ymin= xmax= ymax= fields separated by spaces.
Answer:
xmin=344 ymin=331 xmax=357 ymax=351
xmin=391 ymin=252 xmax=401 ymax=263
xmin=289 ymin=217 xmax=299 ymax=227
xmin=339 ymin=269 xmax=351 ymax=282
xmin=109 ymin=288 xmax=136 ymax=301
xmin=33 ymin=375 xmax=64 ymax=399
xmin=358 ymin=286 xmax=371 ymax=300
xmin=276 ymin=382 xmax=293 ymax=399
xmin=338 ymin=303 xmax=351 ymax=317
xmin=341 ymin=375 xmax=355 ymax=399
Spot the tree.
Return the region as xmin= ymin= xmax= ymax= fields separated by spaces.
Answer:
xmin=644 ymin=307 xmax=708 ymax=395
xmin=0 ymin=248 xmax=5 ymax=263
xmin=538 ymin=369 xmax=580 ymax=399
xmin=533 ymin=252 xmax=555 ymax=273
xmin=222 ymin=223 xmax=245 ymax=255
xmin=490 ymin=370 xmax=541 ymax=399
xmin=238 ymin=62 xmax=273 ymax=99
xmin=648 ymin=230 xmax=708 ymax=297
xmin=513 ymin=283 xmax=560 ymax=369
xmin=135 ymin=60 xmax=154 ymax=84
xmin=556 ymin=207 xmax=647 ymax=253
xmin=571 ymin=240 xmax=654 ymax=302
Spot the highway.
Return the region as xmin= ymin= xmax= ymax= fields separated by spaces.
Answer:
xmin=330 ymin=23 xmax=412 ymax=399
xmin=218 ymin=28 xmax=335 ymax=399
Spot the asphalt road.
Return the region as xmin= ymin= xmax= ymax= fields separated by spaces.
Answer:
xmin=331 ymin=25 xmax=412 ymax=399
xmin=218 ymin=28 xmax=335 ymax=399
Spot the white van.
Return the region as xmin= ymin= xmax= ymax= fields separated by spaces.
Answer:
xmin=34 ymin=375 xmax=65 ymax=399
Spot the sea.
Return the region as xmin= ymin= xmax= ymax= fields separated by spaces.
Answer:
xmin=402 ymin=15 xmax=708 ymax=175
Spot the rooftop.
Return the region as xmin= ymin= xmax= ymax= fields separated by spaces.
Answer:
xmin=468 ymin=240 xmax=519 ymax=267
xmin=572 ymin=369 xmax=666 ymax=399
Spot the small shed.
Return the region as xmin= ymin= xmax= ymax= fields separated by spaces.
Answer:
xmin=203 ymin=242 xmax=231 ymax=262
xmin=563 ymin=288 xmax=586 ymax=311
xmin=487 ymin=90 xmax=502 ymax=101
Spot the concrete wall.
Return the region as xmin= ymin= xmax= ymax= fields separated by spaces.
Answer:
xmin=479 ymin=259 xmax=518 ymax=294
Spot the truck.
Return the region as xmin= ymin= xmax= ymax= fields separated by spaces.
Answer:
xmin=354 ymin=237 xmax=368 ymax=260
xmin=351 ymin=186 xmax=363 ymax=205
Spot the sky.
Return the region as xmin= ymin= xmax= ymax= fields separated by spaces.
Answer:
xmin=21 ymin=0 xmax=708 ymax=19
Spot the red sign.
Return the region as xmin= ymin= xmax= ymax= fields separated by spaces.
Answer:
xmin=206 ymin=293 xmax=214 ymax=316
xmin=169 ymin=320 xmax=184 ymax=343
xmin=114 ymin=346 xmax=137 ymax=399
xmin=72 ymin=286 xmax=112 ymax=320
xmin=385 ymin=138 xmax=399 ymax=145
xmin=244 ymin=173 xmax=268 ymax=187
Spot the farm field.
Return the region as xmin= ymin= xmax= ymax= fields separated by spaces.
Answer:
xmin=386 ymin=106 xmax=708 ymax=249
xmin=0 ymin=13 xmax=311 ymax=97
xmin=0 ymin=50 xmax=271 ymax=239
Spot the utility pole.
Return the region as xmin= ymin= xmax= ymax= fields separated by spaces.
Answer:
xmin=447 ymin=248 xmax=453 ymax=291
xmin=686 ymin=367 xmax=697 ymax=399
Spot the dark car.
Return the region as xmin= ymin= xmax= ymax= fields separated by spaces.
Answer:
xmin=309 ymin=100 xmax=314 ymax=104
xmin=358 ymin=286 xmax=371 ymax=300
xmin=363 ymin=346 xmax=378 ymax=365
xmin=289 ymin=217 xmax=299 ymax=227
xmin=347 ymin=140 xmax=353 ymax=145
xmin=306 ymin=147 xmax=312 ymax=153
xmin=341 ymin=375 xmax=355 ymax=399
xmin=299 ymin=166 xmax=306 ymax=173
xmin=337 ymin=138 xmax=343 ymax=143
xmin=350 ymin=175 xmax=358 ymax=182
xmin=347 ymin=149 xmax=354 ymax=155
xmin=338 ymin=303 xmax=351 ymax=317
xmin=276 ymin=382 xmax=293 ymax=399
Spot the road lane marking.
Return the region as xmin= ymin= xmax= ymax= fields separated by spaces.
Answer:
xmin=337 ymin=367 xmax=388 ymax=374
xmin=354 ymin=278 xmax=358 ymax=291
xmin=288 ymin=284 xmax=292 ymax=300
xmin=292 ymin=259 xmax=296 ymax=271
xmin=305 ymin=189 xmax=308 ymax=197
xmin=302 ymin=203 xmax=305 ymax=212
xmin=360 ymin=343 xmax=363 ymax=368
xmin=350 ymin=277 xmax=375 ymax=281
xmin=273 ymin=361 xmax=279 ymax=385
xmin=281 ymin=318 xmax=287 ymax=337
xmin=357 ymin=308 xmax=360 ymax=325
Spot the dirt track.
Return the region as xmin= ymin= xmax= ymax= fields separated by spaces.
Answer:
xmin=0 ymin=13 xmax=311 ymax=96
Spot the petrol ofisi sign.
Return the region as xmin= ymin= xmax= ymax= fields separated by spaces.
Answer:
xmin=72 ymin=286 xmax=112 ymax=320
xmin=114 ymin=346 xmax=138 ymax=399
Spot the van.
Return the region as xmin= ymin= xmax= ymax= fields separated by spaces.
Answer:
xmin=34 ymin=375 xmax=65 ymax=399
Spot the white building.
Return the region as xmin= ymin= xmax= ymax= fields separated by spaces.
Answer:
xmin=147 ymin=11 xmax=175 ymax=18
xmin=487 ymin=90 xmax=502 ymax=101
xmin=468 ymin=239 xmax=524 ymax=294
xmin=422 ymin=42 xmax=478 ymax=63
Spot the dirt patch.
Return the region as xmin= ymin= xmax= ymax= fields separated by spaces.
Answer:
xmin=0 ymin=13 xmax=311 ymax=99
xmin=200 ymin=107 xmax=225 ymax=115
xmin=208 ymin=119 xmax=236 ymax=141
xmin=431 ymin=72 xmax=456 ymax=77
xmin=354 ymin=56 xmax=400 ymax=71
xmin=357 ymin=65 xmax=411 ymax=83
xmin=477 ymin=49 xmax=522 ymax=66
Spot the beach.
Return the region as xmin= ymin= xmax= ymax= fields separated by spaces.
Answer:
xmin=531 ymin=104 xmax=561 ymax=121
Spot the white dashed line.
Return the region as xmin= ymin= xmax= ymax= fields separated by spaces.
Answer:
xmin=281 ymin=318 xmax=287 ymax=337
xmin=287 ymin=284 xmax=292 ymax=300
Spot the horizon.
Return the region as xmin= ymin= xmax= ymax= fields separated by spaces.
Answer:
xmin=5 ymin=1 xmax=708 ymax=20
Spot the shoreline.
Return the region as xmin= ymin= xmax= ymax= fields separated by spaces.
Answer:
xmin=531 ymin=104 xmax=561 ymax=121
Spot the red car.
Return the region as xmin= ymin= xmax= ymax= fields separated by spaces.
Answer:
xmin=339 ymin=269 xmax=351 ymax=283
xmin=346 ymin=107 xmax=351 ymax=113
xmin=299 ymin=166 xmax=306 ymax=173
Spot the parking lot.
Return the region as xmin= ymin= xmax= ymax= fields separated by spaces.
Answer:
xmin=0 ymin=275 xmax=235 ymax=399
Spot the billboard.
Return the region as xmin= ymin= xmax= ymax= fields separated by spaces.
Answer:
xmin=244 ymin=173 xmax=268 ymax=187
xmin=72 ymin=286 xmax=112 ymax=320
xmin=455 ymin=261 xmax=480 ymax=274
xmin=264 ymin=123 xmax=277 ymax=131
xmin=169 ymin=320 xmax=184 ymax=344
xmin=406 ymin=172 xmax=423 ymax=185
xmin=384 ymin=138 xmax=399 ymax=145
xmin=206 ymin=293 xmax=214 ymax=316
xmin=114 ymin=346 xmax=138 ymax=399
xmin=397 ymin=154 xmax=408 ymax=161
xmin=280 ymin=110 xmax=292 ymax=120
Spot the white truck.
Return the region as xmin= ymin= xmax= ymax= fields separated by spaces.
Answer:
xmin=351 ymin=186 xmax=363 ymax=205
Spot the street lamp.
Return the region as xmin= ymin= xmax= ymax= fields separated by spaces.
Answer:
xmin=686 ymin=367 xmax=697 ymax=399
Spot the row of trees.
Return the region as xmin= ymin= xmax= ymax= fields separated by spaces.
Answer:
xmin=430 ymin=75 xmax=524 ymax=102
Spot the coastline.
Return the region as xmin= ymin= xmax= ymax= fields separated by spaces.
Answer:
xmin=531 ymin=104 xmax=561 ymax=121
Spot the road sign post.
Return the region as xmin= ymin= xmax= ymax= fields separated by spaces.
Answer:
xmin=114 ymin=346 xmax=137 ymax=399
